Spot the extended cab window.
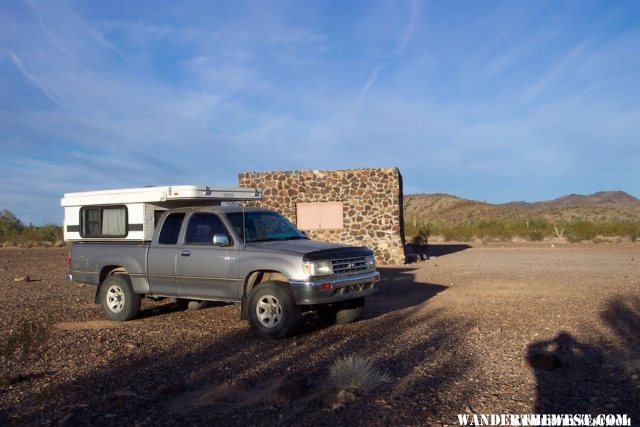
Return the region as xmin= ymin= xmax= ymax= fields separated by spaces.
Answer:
xmin=81 ymin=206 xmax=127 ymax=237
xmin=185 ymin=213 xmax=231 ymax=245
xmin=158 ymin=212 xmax=185 ymax=245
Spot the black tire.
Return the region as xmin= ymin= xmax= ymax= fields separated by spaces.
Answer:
xmin=176 ymin=299 xmax=209 ymax=310
xmin=317 ymin=297 xmax=365 ymax=325
xmin=99 ymin=274 xmax=141 ymax=322
xmin=247 ymin=281 xmax=300 ymax=339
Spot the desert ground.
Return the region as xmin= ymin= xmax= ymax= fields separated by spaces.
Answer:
xmin=1 ymin=243 xmax=639 ymax=426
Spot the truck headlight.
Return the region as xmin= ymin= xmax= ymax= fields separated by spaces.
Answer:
xmin=303 ymin=261 xmax=334 ymax=277
xmin=367 ymin=255 xmax=376 ymax=270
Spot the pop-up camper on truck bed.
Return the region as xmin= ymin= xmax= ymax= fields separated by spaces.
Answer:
xmin=61 ymin=185 xmax=262 ymax=242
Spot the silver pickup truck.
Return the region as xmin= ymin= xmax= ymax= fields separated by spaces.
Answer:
xmin=69 ymin=206 xmax=380 ymax=338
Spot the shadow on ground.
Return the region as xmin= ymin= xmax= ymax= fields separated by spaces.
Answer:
xmin=427 ymin=244 xmax=472 ymax=258
xmin=0 ymin=271 xmax=472 ymax=426
xmin=527 ymin=296 xmax=640 ymax=420
xmin=366 ymin=267 xmax=447 ymax=318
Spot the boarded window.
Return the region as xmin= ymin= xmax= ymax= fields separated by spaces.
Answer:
xmin=296 ymin=202 xmax=344 ymax=230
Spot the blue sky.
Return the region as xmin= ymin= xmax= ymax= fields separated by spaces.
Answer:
xmin=1 ymin=0 xmax=639 ymax=224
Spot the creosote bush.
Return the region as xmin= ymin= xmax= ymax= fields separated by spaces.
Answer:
xmin=329 ymin=355 xmax=391 ymax=393
xmin=1 ymin=318 xmax=51 ymax=360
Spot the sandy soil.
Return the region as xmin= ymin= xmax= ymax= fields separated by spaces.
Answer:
xmin=1 ymin=243 xmax=639 ymax=426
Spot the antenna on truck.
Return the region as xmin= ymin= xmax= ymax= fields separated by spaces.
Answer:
xmin=242 ymin=204 xmax=246 ymax=249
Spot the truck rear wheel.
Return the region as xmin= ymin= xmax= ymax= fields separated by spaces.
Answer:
xmin=248 ymin=281 xmax=300 ymax=339
xmin=99 ymin=274 xmax=141 ymax=322
xmin=317 ymin=297 xmax=365 ymax=325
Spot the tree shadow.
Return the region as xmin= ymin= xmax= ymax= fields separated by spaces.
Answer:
xmin=365 ymin=267 xmax=447 ymax=318
xmin=528 ymin=296 xmax=640 ymax=420
xmin=427 ymin=244 xmax=472 ymax=258
xmin=136 ymin=299 xmax=239 ymax=320
xmin=0 ymin=275 xmax=472 ymax=426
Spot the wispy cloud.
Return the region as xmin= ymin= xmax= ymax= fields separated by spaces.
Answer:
xmin=9 ymin=53 xmax=68 ymax=108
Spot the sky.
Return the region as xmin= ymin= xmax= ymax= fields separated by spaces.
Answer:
xmin=1 ymin=0 xmax=639 ymax=225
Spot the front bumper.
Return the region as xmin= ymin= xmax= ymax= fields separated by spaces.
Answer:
xmin=289 ymin=271 xmax=380 ymax=305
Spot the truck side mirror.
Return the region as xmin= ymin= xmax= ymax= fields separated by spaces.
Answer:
xmin=212 ymin=234 xmax=231 ymax=247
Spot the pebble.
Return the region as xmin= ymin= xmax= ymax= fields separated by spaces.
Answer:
xmin=336 ymin=389 xmax=357 ymax=404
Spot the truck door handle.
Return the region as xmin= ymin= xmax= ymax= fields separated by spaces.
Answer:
xmin=181 ymin=250 xmax=191 ymax=257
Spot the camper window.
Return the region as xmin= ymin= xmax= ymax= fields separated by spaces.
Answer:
xmin=80 ymin=206 xmax=127 ymax=238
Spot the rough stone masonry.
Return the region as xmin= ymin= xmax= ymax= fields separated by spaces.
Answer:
xmin=238 ymin=167 xmax=406 ymax=264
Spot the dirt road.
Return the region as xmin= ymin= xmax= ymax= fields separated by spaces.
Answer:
xmin=1 ymin=243 xmax=639 ymax=426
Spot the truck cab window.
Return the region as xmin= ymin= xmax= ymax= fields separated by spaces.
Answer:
xmin=158 ymin=212 xmax=185 ymax=245
xmin=185 ymin=213 xmax=230 ymax=245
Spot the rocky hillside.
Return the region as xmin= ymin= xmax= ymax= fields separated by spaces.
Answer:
xmin=404 ymin=191 xmax=640 ymax=224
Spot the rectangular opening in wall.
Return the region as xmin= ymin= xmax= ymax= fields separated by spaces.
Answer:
xmin=296 ymin=202 xmax=344 ymax=230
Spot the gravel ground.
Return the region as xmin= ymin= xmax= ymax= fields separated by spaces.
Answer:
xmin=1 ymin=243 xmax=639 ymax=426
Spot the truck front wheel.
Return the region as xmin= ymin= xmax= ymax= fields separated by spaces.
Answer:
xmin=99 ymin=274 xmax=141 ymax=322
xmin=248 ymin=282 xmax=300 ymax=339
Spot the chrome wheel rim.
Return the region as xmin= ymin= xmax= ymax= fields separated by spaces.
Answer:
xmin=256 ymin=295 xmax=282 ymax=328
xmin=106 ymin=284 xmax=125 ymax=313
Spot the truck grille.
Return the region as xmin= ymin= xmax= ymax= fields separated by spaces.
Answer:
xmin=332 ymin=257 xmax=369 ymax=275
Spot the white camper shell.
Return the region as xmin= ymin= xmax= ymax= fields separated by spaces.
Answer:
xmin=61 ymin=185 xmax=262 ymax=242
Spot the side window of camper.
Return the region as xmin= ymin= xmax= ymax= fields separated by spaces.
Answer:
xmin=81 ymin=206 xmax=127 ymax=237
xmin=158 ymin=212 xmax=185 ymax=245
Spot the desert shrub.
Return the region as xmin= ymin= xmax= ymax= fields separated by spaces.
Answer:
xmin=329 ymin=355 xmax=391 ymax=393
xmin=1 ymin=318 xmax=51 ymax=360
xmin=412 ymin=217 xmax=638 ymax=243
xmin=0 ymin=209 xmax=23 ymax=240
xmin=0 ymin=209 xmax=62 ymax=246
xmin=411 ymin=226 xmax=430 ymax=250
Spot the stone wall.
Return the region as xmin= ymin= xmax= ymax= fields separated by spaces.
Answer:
xmin=238 ymin=168 xmax=406 ymax=264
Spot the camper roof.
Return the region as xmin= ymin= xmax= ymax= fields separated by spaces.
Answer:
xmin=61 ymin=185 xmax=262 ymax=207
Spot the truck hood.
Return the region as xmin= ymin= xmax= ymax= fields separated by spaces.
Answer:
xmin=246 ymin=239 xmax=373 ymax=260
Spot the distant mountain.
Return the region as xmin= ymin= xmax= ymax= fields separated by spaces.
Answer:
xmin=404 ymin=191 xmax=640 ymax=224
xmin=504 ymin=191 xmax=640 ymax=210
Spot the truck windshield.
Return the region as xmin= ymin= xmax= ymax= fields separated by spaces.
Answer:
xmin=227 ymin=211 xmax=307 ymax=243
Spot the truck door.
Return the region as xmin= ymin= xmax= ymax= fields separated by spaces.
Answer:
xmin=147 ymin=212 xmax=185 ymax=296
xmin=176 ymin=212 xmax=242 ymax=300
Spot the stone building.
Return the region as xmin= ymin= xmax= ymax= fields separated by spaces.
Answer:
xmin=238 ymin=167 xmax=406 ymax=264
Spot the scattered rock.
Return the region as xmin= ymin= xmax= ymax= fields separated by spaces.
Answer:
xmin=0 ymin=375 xmax=23 ymax=387
xmin=374 ymin=398 xmax=388 ymax=406
xmin=331 ymin=403 xmax=345 ymax=412
xmin=54 ymin=240 xmax=66 ymax=248
xmin=336 ymin=389 xmax=357 ymax=404
xmin=14 ymin=275 xmax=31 ymax=283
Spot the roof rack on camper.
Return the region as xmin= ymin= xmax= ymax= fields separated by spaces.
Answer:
xmin=61 ymin=185 xmax=262 ymax=242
